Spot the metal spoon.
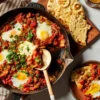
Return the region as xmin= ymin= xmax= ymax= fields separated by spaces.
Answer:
xmin=35 ymin=49 xmax=55 ymax=100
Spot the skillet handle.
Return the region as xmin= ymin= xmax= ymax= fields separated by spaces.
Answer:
xmin=6 ymin=92 xmax=22 ymax=100
xmin=12 ymin=93 xmax=22 ymax=100
xmin=26 ymin=3 xmax=45 ymax=11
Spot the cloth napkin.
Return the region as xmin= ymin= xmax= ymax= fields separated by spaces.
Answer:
xmin=0 ymin=0 xmax=31 ymax=100
xmin=0 ymin=0 xmax=31 ymax=16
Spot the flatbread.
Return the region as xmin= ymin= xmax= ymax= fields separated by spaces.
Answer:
xmin=47 ymin=0 xmax=71 ymax=30
xmin=47 ymin=0 xmax=91 ymax=46
xmin=69 ymin=14 xmax=91 ymax=45
xmin=57 ymin=0 xmax=70 ymax=7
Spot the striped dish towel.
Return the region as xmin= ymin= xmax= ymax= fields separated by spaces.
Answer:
xmin=0 ymin=0 xmax=31 ymax=100
xmin=0 ymin=0 xmax=31 ymax=16
xmin=0 ymin=87 xmax=9 ymax=100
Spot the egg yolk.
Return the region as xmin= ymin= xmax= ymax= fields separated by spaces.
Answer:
xmin=0 ymin=54 xmax=3 ymax=62
xmin=10 ymin=29 xmax=17 ymax=36
xmin=10 ymin=29 xmax=21 ymax=37
xmin=40 ymin=31 xmax=49 ymax=40
xmin=86 ymin=84 xmax=100 ymax=95
xmin=17 ymin=72 xmax=27 ymax=80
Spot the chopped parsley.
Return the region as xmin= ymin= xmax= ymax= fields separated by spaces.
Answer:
xmin=6 ymin=51 xmax=26 ymax=63
xmin=13 ymin=74 xmax=17 ymax=78
xmin=35 ymin=57 xmax=41 ymax=63
xmin=11 ymin=40 xmax=16 ymax=43
xmin=20 ymin=58 xmax=25 ymax=64
xmin=10 ymin=35 xmax=13 ymax=38
xmin=14 ymin=54 xmax=19 ymax=61
xmin=17 ymin=28 xmax=21 ymax=31
xmin=8 ymin=44 xmax=16 ymax=51
xmin=14 ymin=35 xmax=18 ymax=40
xmin=21 ymin=54 xmax=26 ymax=58
xmin=16 ymin=64 xmax=21 ymax=69
xmin=15 ymin=54 xmax=26 ymax=69
xmin=6 ymin=51 xmax=19 ymax=62
xmin=6 ymin=54 xmax=12 ymax=62
xmin=21 ymin=70 xmax=29 ymax=76
xmin=19 ymin=85 xmax=23 ymax=89
xmin=36 ymin=74 xmax=39 ymax=78
xmin=10 ymin=40 xmax=16 ymax=44
xmin=27 ymin=46 xmax=30 ymax=52
xmin=10 ymin=21 xmax=15 ymax=25
xmin=27 ymin=31 xmax=33 ymax=41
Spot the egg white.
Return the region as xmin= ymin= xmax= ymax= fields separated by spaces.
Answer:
xmin=36 ymin=21 xmax=52 ymax=41
xmin=0 ymin=50 xmax=9 ymax=64
xmin=12 ymin=77 xmax=28 ymax=87
xmin=14 ymin=23 xmax=22 ymax=30
xmin=18 ymin=41 xmax=37 ymax=57
xmin=11 ymin=71 xmax=29 ymax=87
xmin=86 ymin=80 xmax=100 ymax=98
xmin=1 ymin=23 xmax=22 ymax=42
xmin=91 ymin=80 xmax=100 ymax=98
xmin=93 ymin=92 xmax=100 ymax=98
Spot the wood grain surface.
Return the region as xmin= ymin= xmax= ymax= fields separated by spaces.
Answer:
xmin=37 ymin=0 xmax=100 ymax=55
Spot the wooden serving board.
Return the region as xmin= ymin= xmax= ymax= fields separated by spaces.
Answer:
xmin=37 ymin=0 xmax=100 ymax=56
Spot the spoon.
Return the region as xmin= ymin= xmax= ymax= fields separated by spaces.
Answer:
xmin=36 ymin=49 xmax=55 ymax=100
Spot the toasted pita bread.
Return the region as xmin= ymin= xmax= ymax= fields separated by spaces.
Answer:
xmin=69 ymin=14 xmax=91 ymax=45
xmin=47 ymin=0 xmax=91 ymax=46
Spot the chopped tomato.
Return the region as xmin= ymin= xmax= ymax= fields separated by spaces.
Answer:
xmin=92 ymin=64 xmax=97 ymax=69
xmin=15 ymin=13 xmax=23 ymax=23
xmin=79 ymin=80 xmax=85 ymax=85
xmin=27 ymin=18 xmax=31 ymax=25
xmin=26 ymin=12 xmax=31 ymax=18
xmin=57 ymin=59 xmax=62 ymax=64
xmin=30 ymin=21 xmax=37 ymax=28
xmin=98 ymin=69 xmax=100 ymax=75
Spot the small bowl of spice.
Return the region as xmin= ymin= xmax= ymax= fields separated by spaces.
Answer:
xmin=85 ymin=0 xmax=100 ymax=8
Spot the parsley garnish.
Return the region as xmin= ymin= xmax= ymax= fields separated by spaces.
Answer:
xmin=13 ymin=74 xmax=17 ymax=78
xmin=14 ymin=35 xmax=18 ymax=40
xmin=16 ymin=64 xmax=21 ymax=69
xmin=6 ymin=51 xmax=19 ymax=62
xmin=36 ymin=74 xmax=39 ymax=78
xmin=27 ymin=46 xmax=30 ymax=52
xmin=15 ymin=54 xmax=26 ymax=69
xmin=19 ymin=85 xmax=23 ymax=89
xmin=35 ymin=57 xmax=41 ymax=63
xmin=10 ymin=21 xmax=15 ymax=25
xmin=10 ymin=35 xmax=13 ymax=38
xmin=17 ymin=28 xmax=21 ymax=31
xmin=27 ymin=31 xmax=33 ymax=41
xmin=14 ymin=54 xmax=19 ymax=61
xmin=6 ymin=51 xmax=14 ymax=62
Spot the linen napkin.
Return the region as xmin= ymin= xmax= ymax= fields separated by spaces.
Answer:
xmin=0 ymin=0 xmax=31 ymax=100
xmin=0 ymin=0 xmax=31 ymax=16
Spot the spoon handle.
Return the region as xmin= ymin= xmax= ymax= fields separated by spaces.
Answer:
xmin=43 ymin=70 xmax=55 ymax=100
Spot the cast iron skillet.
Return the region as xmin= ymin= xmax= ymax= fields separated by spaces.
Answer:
xmin=0 ymin=2 xmax=73 ymax=100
